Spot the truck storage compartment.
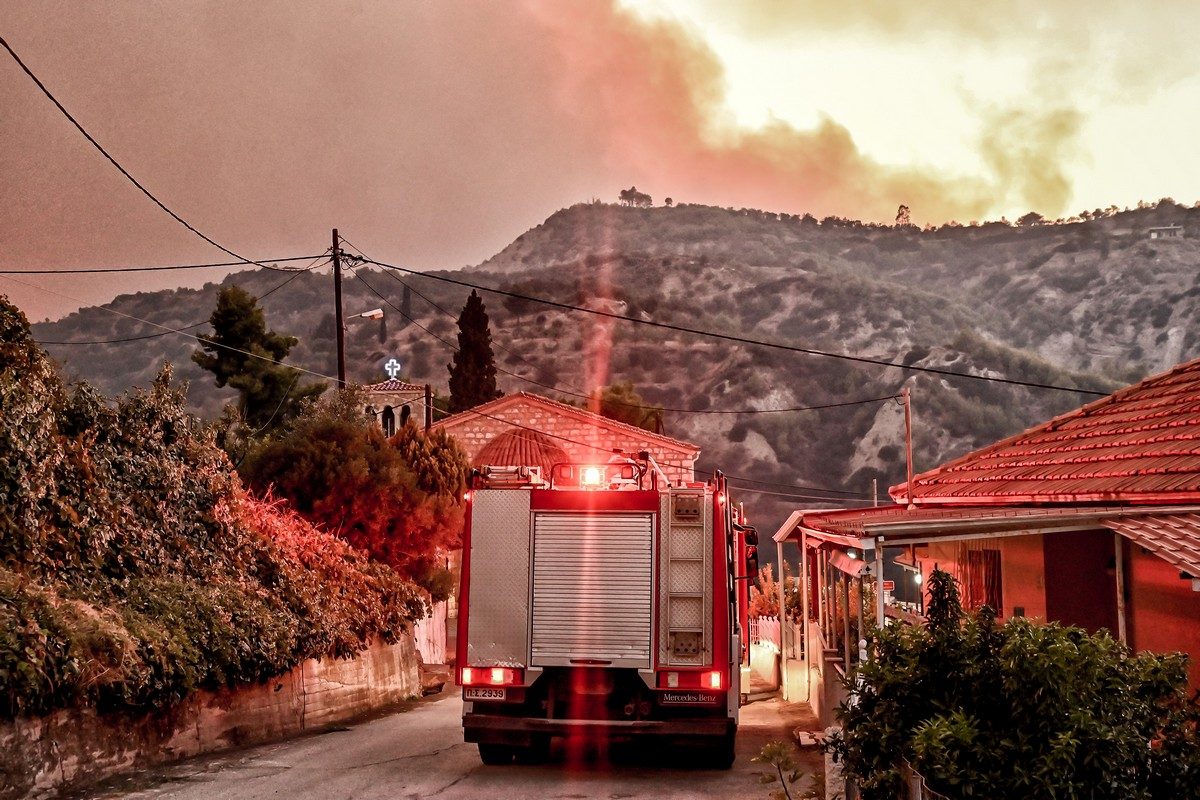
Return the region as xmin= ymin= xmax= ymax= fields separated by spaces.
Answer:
xmin=530 ymin=512 xmax=654 ymax=669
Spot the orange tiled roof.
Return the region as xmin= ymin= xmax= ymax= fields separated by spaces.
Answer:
xmin=893 ymin=358 xmax=1200 ymax=505
xmin=366 ymin=379 xmax=424 ymax=393
xmin=474 ymin=427 xmax=569 ymax=475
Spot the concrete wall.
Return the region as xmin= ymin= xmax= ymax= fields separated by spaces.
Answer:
xmin=2 ymin=635 xmax=420 ymax=800
xmin=920 ymin=533 xmax=1047 ymax=620
xmin=1129 ymin=545 xmax=1200 ymax=689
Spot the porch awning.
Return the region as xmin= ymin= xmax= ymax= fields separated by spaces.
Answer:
xmin=828 ymin=550 xmax=868 ymax=578
xmin=1104 ymin=514 xmax=1200 ymax=577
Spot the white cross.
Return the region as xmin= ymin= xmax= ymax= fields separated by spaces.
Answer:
xmin=384 ymin=358 xmax=403 ymax=379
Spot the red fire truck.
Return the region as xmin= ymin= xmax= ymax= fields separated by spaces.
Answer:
xmin=455 ymin=453 xmax=758 ymax=766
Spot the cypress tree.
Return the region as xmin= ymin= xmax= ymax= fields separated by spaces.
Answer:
xmin=447 ymin=290 xmax=502 ymax=412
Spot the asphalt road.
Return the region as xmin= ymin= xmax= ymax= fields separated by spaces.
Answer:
xmin=88 ymin=691 xmax=823 ymax=800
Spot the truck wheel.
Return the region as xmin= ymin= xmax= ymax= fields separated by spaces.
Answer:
xmin=710 ymin=731 xmax=736 ymax=770
xmin=478 ymin=743 xmax=515 ymax=765
xmin=514 ymin=736 xmax=551 ymax=764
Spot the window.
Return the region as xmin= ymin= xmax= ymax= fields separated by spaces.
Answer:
xmin=963 ymin=549 xmax=1002 ymax=612
xmin=382 ymin=406 xmax=396 ymax=438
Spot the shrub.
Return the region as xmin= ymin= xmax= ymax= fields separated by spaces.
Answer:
xmin=831 ymin=569 xmax=1200 ymax=799
xmin=0 ymin=296 xmax=427 ymax=719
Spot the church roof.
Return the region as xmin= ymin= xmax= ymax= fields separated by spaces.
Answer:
xmin=431 ymin=391 xmax=700 ymax=455
xmin=365 ymin=379 xmax=425 ymax=394
xmin=474 ymin=427 xmax=569 ymax=475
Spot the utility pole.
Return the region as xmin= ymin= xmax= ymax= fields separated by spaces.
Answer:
xmin=333 ymin=228 xmax=346 ymax=387
xmin=902 ymin=386 xmax=914 ymax=508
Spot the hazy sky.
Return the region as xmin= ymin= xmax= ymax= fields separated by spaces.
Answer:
xmin=2 ymin=0 xmax=1198 ymax=321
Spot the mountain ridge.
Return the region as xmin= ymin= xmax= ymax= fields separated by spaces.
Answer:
xmin=26 ymin=200 xmax=1200 ymax=530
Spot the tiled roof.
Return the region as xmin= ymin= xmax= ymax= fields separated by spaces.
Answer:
xmin=365 ymin=379 xmax=425 ymax=393
xmin=474 ymin=427 xmax=569 ymax=475
xmin=431 ymin=392 xmax=700 ymax=455
xmin=893 ymin=358 xmax=1200 ymax=505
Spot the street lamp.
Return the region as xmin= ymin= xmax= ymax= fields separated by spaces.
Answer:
xmin=337 ymin=308 xmax=385 ymax=383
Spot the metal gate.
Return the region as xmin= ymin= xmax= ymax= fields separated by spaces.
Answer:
xmin=530 ymin=512 xmax=654 ymax=668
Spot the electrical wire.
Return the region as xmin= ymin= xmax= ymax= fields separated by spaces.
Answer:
xmin=2 ymin=273 xmax=338 ymax=383
xmin=0 ymin=34 xmax=297 ymax=273
xmin=361 ymin=257 xmax=1107 ymax=397
xmin=424 ymin=396 xmax=871 ymax=501
xmin=353 ymin=264 xmax=901 ymax=416
xmin=338 ymin=239 xmax=591 ymax=396
xmin=0 ymin=254 xmax=325 ymax=275
xmin=33 ymin=255 xmax=329 ymax=345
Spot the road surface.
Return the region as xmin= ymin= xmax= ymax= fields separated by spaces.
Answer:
xmin=89 ymin=691 xmax=822 ymax=800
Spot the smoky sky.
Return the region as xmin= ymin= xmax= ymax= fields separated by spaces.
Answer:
xmin=1 ymin=0 xmax=1194 ymax=321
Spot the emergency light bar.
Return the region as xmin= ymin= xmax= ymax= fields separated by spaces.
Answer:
xmin=551 ymin=462 xmax=639 ymax=489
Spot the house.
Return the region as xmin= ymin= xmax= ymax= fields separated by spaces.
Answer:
xmin=430 ymin=391 xmax=700 ymax=484
xmin=1148 ymin=225 xmax=1184 ymax=239
xmin=365 ymin=378 xmax=428 ymax=437
xmin=772 ymin=357 xmax=1200 ymax=722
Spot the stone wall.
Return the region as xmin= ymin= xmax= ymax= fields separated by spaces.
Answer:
xmin=2 ymin=635 xmax=420 ymax=800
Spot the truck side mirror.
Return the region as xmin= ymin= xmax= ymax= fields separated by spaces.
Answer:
xmin=745 ymin=545 xmax=759 ymax=576
xmin=744 ymin=528 xmax=759 ymax=547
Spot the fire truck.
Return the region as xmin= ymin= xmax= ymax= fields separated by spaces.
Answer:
xmin=455 ymin=453 xmax=758 ymax=767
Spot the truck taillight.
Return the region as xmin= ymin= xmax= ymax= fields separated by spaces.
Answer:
xmin=706 ymin=670 xmax=723 ymax=690
xmin=461 ymin=666 xmax=520 ymax=686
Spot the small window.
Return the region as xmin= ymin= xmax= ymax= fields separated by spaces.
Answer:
xmin=382 ymin=406 xmax=396 ymax=438
xmin=964 ymin=549 xmax=1002 ymax=612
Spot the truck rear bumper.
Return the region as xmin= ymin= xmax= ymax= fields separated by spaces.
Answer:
xmin=464 ymin=713 xmax=733 ymax=746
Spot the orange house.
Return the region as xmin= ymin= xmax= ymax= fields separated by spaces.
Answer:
xmin=777 ymin=357 xmax=1200 ymax=704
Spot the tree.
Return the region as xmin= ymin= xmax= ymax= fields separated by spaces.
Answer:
xmin=895 ymin=204 xmax=912 ymax=227
xmin=192 ymin=286 xmax=325 ymax=431
xmin=664 ymin=197 xmax=674 ymax=207
xmin=1018 ymin=211 xmax=1045 ymax=227
xmin=832 ymin=568 xmax=1200 ymax=799
xmin=587 ymin=381 xmax=664 ymax=434
xmin=241 ymin=387 xmax=470 ymax=599
xmin=618 ymin=186 xmax=653 ymax=207
xmin=447 ymin=290 xmax=502 ymax=413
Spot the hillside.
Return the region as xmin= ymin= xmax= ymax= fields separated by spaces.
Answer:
xmin=28 ymin=201 xmax=1200 ymax=530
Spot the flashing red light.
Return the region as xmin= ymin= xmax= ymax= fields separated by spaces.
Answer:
xmin=717 ymin=492 xmax=726 ymax=505
xmin=461 ymin=666 xmax=474 ymax=684
xmin=706 ymin=670 xmax=723 ymax=690
xmin=463 ymin=491 xmax=472 ymax=502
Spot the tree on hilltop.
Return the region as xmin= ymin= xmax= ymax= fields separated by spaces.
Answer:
xmin=618 ymin=186 xmax=653 ymax=207
xmin=192 ymin=286 xmax=325 ymax=431
xmin=447 ymin=290 xmax=502 ymax=413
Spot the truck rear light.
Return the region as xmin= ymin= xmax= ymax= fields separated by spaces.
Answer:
xmin=461 ymin=666 xmax=521 ymax=686
xmin=706 ymin=670 xmax=723 ymax=690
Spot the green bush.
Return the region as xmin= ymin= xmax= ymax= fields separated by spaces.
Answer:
xmin=831 ymin=570 xmax=1200 ymax=799
xmin=0 ymin=297 xmax=427 ymax=719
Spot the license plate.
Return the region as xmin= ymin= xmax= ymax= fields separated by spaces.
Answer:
xmin=465 ymin=687 xmax=507 ymax=701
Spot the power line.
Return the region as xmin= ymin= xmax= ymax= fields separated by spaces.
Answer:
xmin=339 ymin=244 xmax=591 ymax=396
xmin=426 ymin=397 xmax=871 ymax=501
xmin=33 ymin=256 xmax=328 ymax=345
xmin=0 ymin=34 xmax=296 ymax=273
xmin=2 ymin=273 xmax=337 ymax=383
xmin=354 ymin=268 xmax=900 ymax=417
xmin=0 ymin=254 xmax=326 ymax=275
xmin=362 ymin=257 xmax=1107 ymax=397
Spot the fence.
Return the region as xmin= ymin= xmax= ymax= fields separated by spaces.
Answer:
xmin=749 ymin=615 xmax=780 ymax=651
xmin=412 ymin=600 xmax=447 ymax=664
xmin=899 ymin=760 xmax=952 ymax=800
